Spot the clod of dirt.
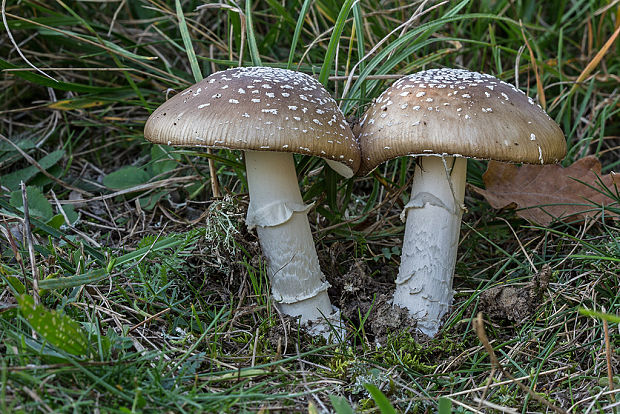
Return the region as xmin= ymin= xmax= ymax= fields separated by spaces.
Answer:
xmin=479 ymin=264 xmax=551 ymax=323
xmin=367 ymin=294 xmax=418 ymax=344
xmin=266 ymin=312 xmax=303 ymax=353
xmin=329 ymin=260 xmax=417 ymax=343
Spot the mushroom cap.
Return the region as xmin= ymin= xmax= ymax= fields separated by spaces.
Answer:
xmin=356 ymin=68 xmax=566 ymax=175
xmin=144 ymin=66 xmax=360 ymax=177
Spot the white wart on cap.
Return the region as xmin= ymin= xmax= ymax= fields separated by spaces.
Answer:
xmin=357 ymin=68 xmax=566 ymax=175
xmin=145 ymin=66 xmax=360 ymax=177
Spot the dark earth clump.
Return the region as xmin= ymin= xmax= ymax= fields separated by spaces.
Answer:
xmin=479 ymin=264 xmax=551 ymax=323
xmin=327 ymin=259 xmax=417 ymax=343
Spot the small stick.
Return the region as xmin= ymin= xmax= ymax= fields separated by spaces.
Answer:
xmin=20 ymin=182 xmax=39 ymax=305
xmin=1 ymin=218 xmax=27 ymax=280
xmin=207 ymin=44 xmax=222 ymax=198
xmin=128 ymin=307 xmax=171 ymax=333
xmin=474 ymin=313 xmax=567 ymax=414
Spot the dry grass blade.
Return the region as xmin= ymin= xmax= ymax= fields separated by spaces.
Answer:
xmin=20 ymin=182 xmax=39 ymax=305
xmin=570 ymin=23 xmax=620 ymax=94
xmin=520 ymin=20 xmax=546 ymax=109
xmin=0 ymin=134 xmax=93 ymax=196
xmin=57 ymin=176 xmax=199 ymax=205
xmin=1 ymin=0 xmax=57 ymax=82
xmin=603 ymin=308 xmax=616 ymax=404
xmin=474 ymin=313 xmax=568 ymax=414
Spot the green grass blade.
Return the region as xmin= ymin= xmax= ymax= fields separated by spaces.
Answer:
xmin=38 ymin=269 xmax=108 ymax=290
xmin=438 ymin=397 xmax=452 ymax=414
xmin=579 ymin=309 xmax=620 ymax=323
xmin=329 ymin=394 xmax=355 ymax=414
xmin=318 ymin=0 xmax=355 ymax=85
xmin=352 ymin=2 xmax=366 ymax=101
xmin=176 ymin=0 xmax=203 ymax=82
xmin=287 ymin=0 xmax=312 ymax=69
xmin=364 ymin=383 xmax=397 ymax=414
xmin=245 ymin=0 xmax=262 ymax=66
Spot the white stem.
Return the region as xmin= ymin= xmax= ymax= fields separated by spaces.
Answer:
xmin=393 ymin=156 xmax=467 ymax=337
xmin=245 ymin=150 xmax=333 ymax=324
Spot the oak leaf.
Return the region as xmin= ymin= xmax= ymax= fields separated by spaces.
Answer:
xmin=473 ymin=156 xmax=619 ymax=226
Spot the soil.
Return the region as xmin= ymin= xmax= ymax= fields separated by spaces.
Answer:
xmin=478 ymin=264 xmax=551 ymax=323
xmin=327 ymin=259 xmax=418 ymax=343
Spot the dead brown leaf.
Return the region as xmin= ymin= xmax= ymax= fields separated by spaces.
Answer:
xmin=473 ymin=156 xmax=619 ymax=226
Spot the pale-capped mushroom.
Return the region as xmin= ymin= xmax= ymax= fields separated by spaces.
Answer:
xmin=145 ymin=67 xmax=360 ymax=334
xmin=357 ymin=68 xmax=566 ymax=336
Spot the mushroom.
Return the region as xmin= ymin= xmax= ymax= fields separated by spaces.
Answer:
xmin=144 ymin=67 xmax=360 ymax=334
xmin=356 ymin=68 xmax=566 ymax=337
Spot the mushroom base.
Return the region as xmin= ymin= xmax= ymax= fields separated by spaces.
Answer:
xmin=393 ymin=156 xmax=466 ymax=337
xmin=245 ymin=150 xmax=334 ymax=326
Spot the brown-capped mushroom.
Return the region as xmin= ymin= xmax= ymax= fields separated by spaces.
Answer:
xmin=357 ymin=68 xmax=566 ymax=336
xmin=145 ymin=67 xmax=360 ymax=335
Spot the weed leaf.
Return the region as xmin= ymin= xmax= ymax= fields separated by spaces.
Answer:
xmin=103 ymin=166 xmax=151 ymax=190
xmin=364 ymin=383 xmax=397 ymax=414
xmin=2 ymin=150 xmax=64 ymax=190
xmin=9 ymin=186 xmax=53 ymax=221
xmin=329 ymin=395 xmax=355 ymax=414
xmin=17 ymin=295 xmax=89 ymax=356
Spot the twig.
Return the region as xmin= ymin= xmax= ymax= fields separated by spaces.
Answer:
xmin=128 ymin=307 xmax=172 ymax=333
xmin=497 ymin=217 xmax=537 ymax=272
xmin=0 ymin=217 xmax=27 ymax=280
xmin=57 ymin=175 xmax=199 ymax=204
xmin=296 ymin=344 xmax=328 ymax=413
xmin=251 ymin=327 xmax=259 ymax=368
xmin=447 ymin=368 xmax=570 ymax=398
xmin=206 ymin=45 xmax=222 ymax=198
xmin=20 ymin=182 xmax=39 ymax=305
xmin=474 ymin=312 xmax=568 ymax=414
xmin=603 ymin=307 xmax=616 ymax=405
xmin=20 ymin=386 xmax=53 ymax=413
xmin=49 ymin=190 xmax=101 ymax=248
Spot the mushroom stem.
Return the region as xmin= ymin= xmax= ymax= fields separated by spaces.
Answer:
xmin=393 ymin=156 xmax=467 ymax=337
xmin=245 ymin=150 xmax=333 ymax=323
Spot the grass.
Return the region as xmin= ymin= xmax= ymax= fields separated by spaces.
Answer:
xmin=1 ymin=0 xmax=619 ymax=412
